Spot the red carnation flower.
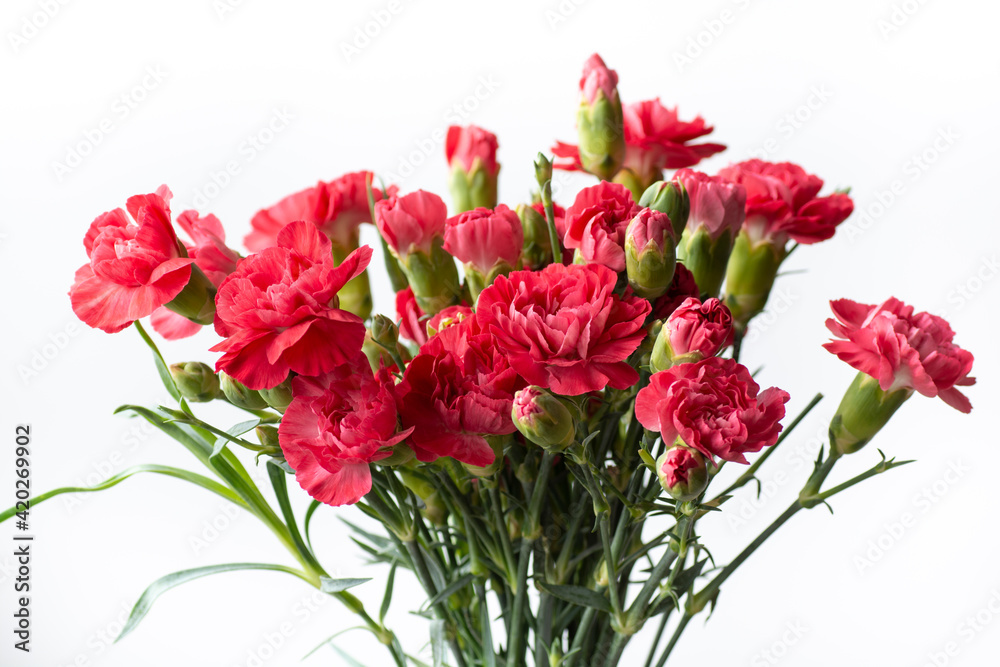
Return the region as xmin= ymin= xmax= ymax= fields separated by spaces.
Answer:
xmin=622 ymin=99 xmax=726 ymax=172
xmin=279 ymin=355 xmax=412 ymax=507
xmin=717 ymin=160 xmax=854 ymax=245
xmin=636 ymin=356 xmax=789 ymax=464
xmin=477 ymin=263 xmax=651 ymax=395
xmin=70 ymin=185 xmax=194 ymax=334
xmin=562 ymin=181 xmax=639 ymax=271
xmin=396 ymin=317 xmax=520 ymax=468
xmin=211 ymin=221 xmax=371 ymax=390
xmin=244 ymin=171 xmax=393 ymax=252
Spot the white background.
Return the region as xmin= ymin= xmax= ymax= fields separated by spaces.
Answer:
xmin=2 ymin=0 xmax=999 ymax=665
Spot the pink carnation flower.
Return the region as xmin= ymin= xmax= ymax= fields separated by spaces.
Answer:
xmin=636 ymin=356 xmax=789 ymax=464
xmin=823 ymin=298 xmax=975 ymax=412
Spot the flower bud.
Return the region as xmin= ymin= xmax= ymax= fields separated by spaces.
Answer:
xmin=375 ymin=191 xmax=461 ymax=314
xmin=576 ymin=54 xmax=625 ymax=180
xmin=164 ymin=264 xmax=217 ymax=326
xmin=370 ymin=314 xmax=399 ymax=350
xmin=255 ymin=424 xmax=281 ymax=452
xmin=722 ymin=230 xmax=785 ymax=330
xmin=169 ymin=361 xmax=220 ymax=402
xmin=446 ymin=125 xmax=500 ymax=213
xmin=656 ymin=446 xmax=709 ymax=502
xmin=624 ymin=208 xmax=676 ymax=299
xmin=534 ymin=152 xmax=553 ymax=186
xmin=674 ymin=169 xmax=746 ymax=298
xmin=650 ymin=297 xmax=733 ymax=372
xmin=830 ymin=372 xmax=912 ymax=455
xmin=516 ymin=203 xmax=553 ymax=271
xmin=259 ymin=376 xmax=293 ymax=412
xmin=443 ymin=205 xmax=523 ymax=302
xmin=220 ymin=371 xmax=268 ymax=410
xmin=512 ymin=387 xmax=576 ymax=452
xmin=638 ymin=180 xmax=689 ymax=241
xmin=362 ymin=331 xmax=412 ymax=372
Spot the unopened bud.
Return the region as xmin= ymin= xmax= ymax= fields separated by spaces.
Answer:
xmin=371 ymin=314 xmax=399 ymax=350
xmin=576 ymin=54 xmax=625 ymax=180
xmin=512 ymin=387 xmax=576 ymax=452
xmin=638 ymin=180 xmax=689 ymax=241
xmin=169 ymin=361 xmax=220 ymax=403
xmin=656 ymin=446 xmax=709 ymax=502
xmin=259 ymin=376 xmax=293 ymax=412
xmin=220 ymin=371 xmax=268 ymax=410
xmin=624 ymin=209 xmax=676 ymax=299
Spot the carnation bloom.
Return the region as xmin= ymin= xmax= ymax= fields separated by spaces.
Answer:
xmin=70 ymin=185 xmax=194 ymax=334
xmin=562 ymin=181 xmax=640 ymax=271
xmin=375 ymin=190 xmax=449 ymax=259
xmin=477 ymin=263 xmax=651 ymax=395
xmin=622 ymin=99 xmax=726 ymax=173
xmin=823 ymin=298 xmax=975 ymax=412
xmin=395 ymin=287 xmax=472 ymax=346
xmin=150 ymin=210 xmax=241 ymax=340
xmin=278 ymin=355 xmax=412 ymax=506
xmin=674 ymin=169 xmax=746 ymax=240
xmin=717 ymin=160 xmax=854 ymax=245
xmin=446 ymin=125 xmax=499 ymax=176
xmin=396 ymin=316 xmax=520 ymax=467
xmin=662 ymin=297 xmax=734 ymax=359
xmin=211 ymin=221 xmax=371 ymax=390
xmin=244 ymin=171 xmax=391 ymax=251
xmin=636 ymin=356 xmax=789 ymax=464
xmin=443 ymin=205 xmax=524 ymax=276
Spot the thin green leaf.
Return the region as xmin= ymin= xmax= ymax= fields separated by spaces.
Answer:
xmin=304 ymin=499 xmax=322 ymax=553
xmin=421 ymin=573 xmax=474 ymax=612
xmin=133 ymin=320 xmax=180 ymax=402
xmin=117 ymin=563 xmax=308 ymax=642
xmin=227 ymin=419 xmax=261 ymax=438
xmin=380 ymin=562 xmax=398 ymax=623
xmin=536 ymin=582 xmax=611 ymax=614
xmin=320 ymin=576 xmax=372 ymax=593
xmin=430 ymin=619 xmax=445 ymax=667
xmin=0 ymin=464 xmax=246 ymax=522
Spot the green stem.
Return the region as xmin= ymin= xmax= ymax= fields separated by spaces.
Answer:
xmin=509 ymin=451 xmax=556 ymax=667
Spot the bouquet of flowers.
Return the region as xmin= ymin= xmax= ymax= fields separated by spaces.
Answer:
xmin=8 ymin=53 xmax=975 ymax=666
